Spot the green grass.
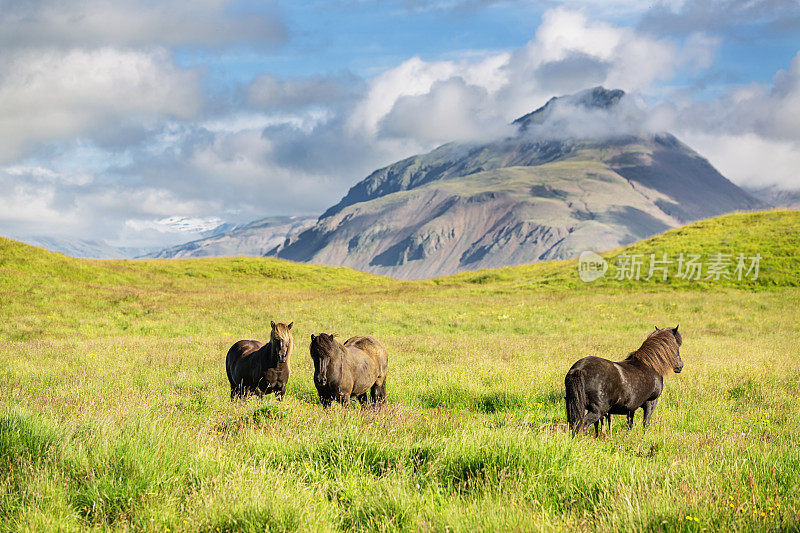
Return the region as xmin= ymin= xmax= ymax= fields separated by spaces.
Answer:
xmin=1 ymin=210 xmax=799 ymax=531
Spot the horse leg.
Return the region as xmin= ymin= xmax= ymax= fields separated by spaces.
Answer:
xmin=580 ymin=410 xmax=603 ymax=437
xmin=627 ymin=410 xmax=635 ymax=429
xmin=275 ymin=384 xmax=285 ymax=402
xmin=642 ymin=398 xmax=658 ymax=428
xmin=231 ymin=384 xmax=246 ymax=401
xmin=595 ymin=413 xmax=611 ymax=437
xmin=370 ymin=382 xmax=386 ymax=406
xmin=338 ymin=392 xmax=351 ymax=408
xmin=357 ymin=393 xmax=368 ymax=406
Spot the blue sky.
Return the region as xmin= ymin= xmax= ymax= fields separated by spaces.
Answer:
xmin=0 ymin=0 xmax=798 ymax=249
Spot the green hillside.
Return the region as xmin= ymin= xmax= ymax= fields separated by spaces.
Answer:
xmin=1 ymin=210 xmax=798 ymax=343
xmin=1 ymin=210 xmax=799 ymax=531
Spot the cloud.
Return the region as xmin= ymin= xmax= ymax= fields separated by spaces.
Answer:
xmin=378 ymin=78 xmax=512 ymax=144
xmin=682 ymin=133 xmax=800 ymax=191
xmin=248 ymin=72 xmax=364 ymax=110
xmin=646 ymin=51 xmax=800 ymax=191
xmin=639 ymin=0 xmax=800 ymax=35
xmin=0 ymin=47 xmax=202 ymax=162
xmin=651 ymin=52 xmax=800 ymax=143
xmin=0 ymin=163 xmax=223 ymax=246
xmin=347 ymin=56 xmax=462 ymax=136
xmin=533 ymin=53 xmax=611 ymax=92
xmin=1 ymin=2 xmax=797 ymax=252
xmin=0 ymin=0 xmax=286 ymax=49
xmin=0 ymin=6 xmax=725 ymax=249
xmin=507 ymin=7 xmax=682 ymax=93
xmin=357 ymin=7 xmax=689 ymax=146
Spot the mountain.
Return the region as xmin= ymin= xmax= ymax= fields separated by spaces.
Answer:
xmin=18 ymin=236 xmax=155 ymax=259
xmin=147 ymin=216 xmax=316 ymax=258
xmin=745 ymin=186 xmax=800 ymax=210
xmin=272 ymin=87 xmax=764 ymax=279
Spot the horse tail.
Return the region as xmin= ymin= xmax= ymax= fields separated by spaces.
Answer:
xmin=225 ymin=355 xmax=233 ymax=386
xmin=565 ymin=368 xmax=586 ymax=434
xmin=225 ymin=345 xmax=237 ymax=388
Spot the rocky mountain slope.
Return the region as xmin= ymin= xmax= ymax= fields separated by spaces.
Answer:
xmin=745 ymin=186 xmax=800 ymax=210
xmin=272 ymin=87 xmax=763 ymax=279
xmin=148 ymin=216 xmax=315 ymax=258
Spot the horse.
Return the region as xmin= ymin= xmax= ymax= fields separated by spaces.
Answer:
xmin=309 ymin=332 xmax=388 ymax=408
xmin=565 ymin=325 xmax=683 ymax=436
xmin=226 ymin=321 xmax=294 ymax=400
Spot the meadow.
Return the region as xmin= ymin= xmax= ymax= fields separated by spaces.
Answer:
xmin=1 ymin=211 xmax=799 ymax=532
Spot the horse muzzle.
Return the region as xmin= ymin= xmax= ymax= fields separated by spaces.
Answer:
xmin=314 ymin=375 xmax=327 ymax=387
xmin=277 ymin=352 xmax=288 ymax=364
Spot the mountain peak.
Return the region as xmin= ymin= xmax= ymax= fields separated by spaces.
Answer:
xmin=512 ymin=86 xmax=626 ymax=132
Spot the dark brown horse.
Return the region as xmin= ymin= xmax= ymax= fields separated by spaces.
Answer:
xmin=226 ymin=321 xmax=294 ymax=400
xmin=565 ymin=326 xmax=683 ymax=436
xmin=309 ymin=333 xmax=388 ymax=408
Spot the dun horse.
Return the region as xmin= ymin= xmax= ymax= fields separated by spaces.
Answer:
xmin=309 ymin=333 xmax=388 ymax=407
xmin=226 ymin=321 xmax=294 ymax=400
xmin=565 ymin=326 xmax=683 ymax=436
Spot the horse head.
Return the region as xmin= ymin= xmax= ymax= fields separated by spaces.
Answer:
xmin=270 ymin=320 xmax=294 ymax=364
xmin=642 ymin=325 xmax=684 ymax=374
xmin=310 ymin=332 xmax=339 ymax=387
xmin=671 ymin=325 xmax=683 ymax=373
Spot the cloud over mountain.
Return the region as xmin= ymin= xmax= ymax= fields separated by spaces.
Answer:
xmin=0 ymin=1 xmax=797 ymax=250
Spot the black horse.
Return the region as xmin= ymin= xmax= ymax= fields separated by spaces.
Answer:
xmin=565 ymin=326 xmax=683 ymax=436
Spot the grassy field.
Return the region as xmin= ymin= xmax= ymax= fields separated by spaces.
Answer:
xmin=1 ymin=210 xmax=799 ymax=532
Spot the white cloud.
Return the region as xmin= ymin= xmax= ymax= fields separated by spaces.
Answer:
xmin=682 ymin=133 xmax=800 ymax=191
xmin=509 ymin=7 xmax=681 ymax=94
xmin=347 ymin=56 xmax=460 ymax=136
xmin=0 ymin=47 xmax=202 ymax=162
xmin=353 ymin=7 xmax=688 ymax=146
xmin=0 ymin=2 xmax=797 ymax=252
xmin=378 ymin=78 xmax=513 ymax=144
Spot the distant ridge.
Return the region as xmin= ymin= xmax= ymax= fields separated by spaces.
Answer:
xmin=1 ymin=210 xmax=797 ymax=291
xmin=147 ymin=216 xmax=316 ymax=258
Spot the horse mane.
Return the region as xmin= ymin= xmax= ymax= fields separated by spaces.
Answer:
xmin=271 ymin=322 xmax=294 ymax=345
xmin=310 ymin=333 xmax=341 ymax=357
xmin=625 ymin=328 xmax=680 ymax=377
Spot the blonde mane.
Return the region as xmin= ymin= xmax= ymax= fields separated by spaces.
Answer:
xmin=626 ymin=328 xmax=681 ymax=376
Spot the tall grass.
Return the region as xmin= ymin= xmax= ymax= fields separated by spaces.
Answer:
xmin=1 ymin=210 xmax=799 ymax=531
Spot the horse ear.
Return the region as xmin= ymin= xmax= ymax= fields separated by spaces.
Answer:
xmin=271 ymin=320 xmax=276 ymax=329
xmin=287 ymin=321 xmax=293 ymax=330
xmin=654 ymin=325 xmax=659 ymax=331
xmin=673 ymin=325 xmax=679 ymax=333
xmin=310 ymin=333 xmax=315 ymax=340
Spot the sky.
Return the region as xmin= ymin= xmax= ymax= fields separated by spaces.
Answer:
xmin=0 ymin=0 xmax=799 ymax=249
